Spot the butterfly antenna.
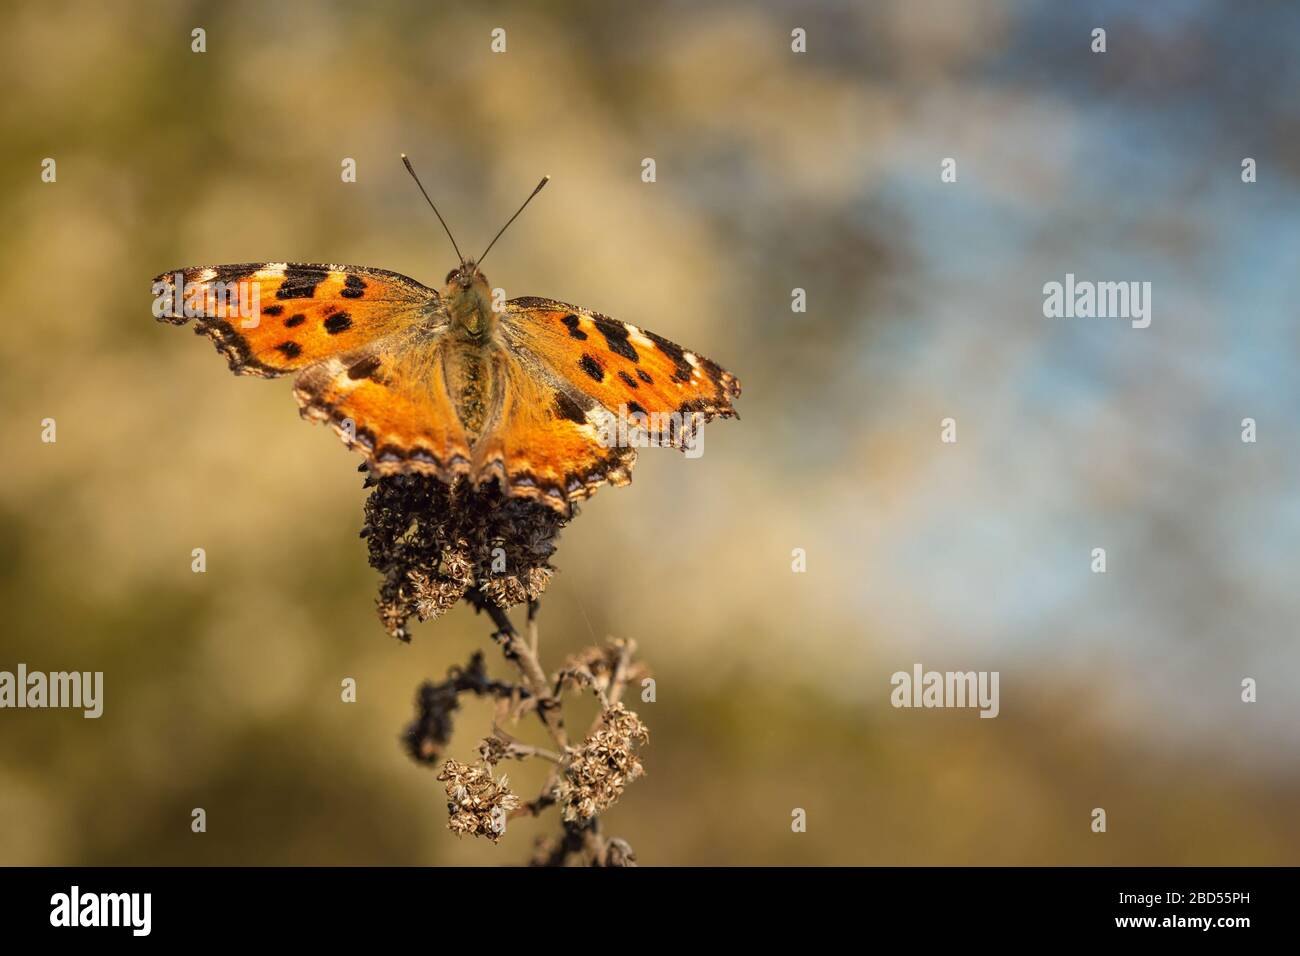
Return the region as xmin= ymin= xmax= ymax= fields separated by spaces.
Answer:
xmin=477 ymin=176 xmax=550 ymax=267
xmin=401 ymin=154 xmax=465 ymax=264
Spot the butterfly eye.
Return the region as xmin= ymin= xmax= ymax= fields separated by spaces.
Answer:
xmin=445 ymin=268 xmax=459 ymax=284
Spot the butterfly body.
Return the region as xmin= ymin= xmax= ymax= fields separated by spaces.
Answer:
xmin=435 ymin=261 xmax=497 ymax=440
xmin=153 ymin=253 xmax=740 ymax=512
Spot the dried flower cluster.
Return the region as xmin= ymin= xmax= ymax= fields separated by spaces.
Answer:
xmin=559 ymin=703 xmax=650 ymax=822
xmin=405 ymin=625 xmax=650 ymax=864
xmin=557 ymin=639 xmax=649 ymax=698
xmin=360 ymin=469 xmax=569 ymax=640
xmin=379 ymin=469 xmax=651 ymax=864
xmin=436 ymin=758 xmax=521 ymax=843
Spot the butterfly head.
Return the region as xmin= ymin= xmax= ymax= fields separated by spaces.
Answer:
xmin=443 ymin=260 xmax=495 ymax=338
xmin=400 ymin=155 xmax=550 ymax=339
xmin=446 ymin=260 xmax=486 ymax=290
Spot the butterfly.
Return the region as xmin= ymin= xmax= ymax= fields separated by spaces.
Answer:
xmin=151 ymin=157 xmax=741 ymax=512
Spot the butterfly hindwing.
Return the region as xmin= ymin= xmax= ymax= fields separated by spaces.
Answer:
xmin=470 ymin=346 xmax=637 ymax=509
xmin=292 ymin=334 xmax=473 ymax=481
xmin=152 ymin=263 xmax=438 ymax=377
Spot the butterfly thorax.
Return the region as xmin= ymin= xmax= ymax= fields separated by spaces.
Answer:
xmin=442 ymin=262 xmax=496 ymax=340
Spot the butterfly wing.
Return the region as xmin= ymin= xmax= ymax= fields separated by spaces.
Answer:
xmin=491 ymin=296 xmax=742 ymax=509
xmin=292 ymin=333 xmax=473 ymax=480
xmin=468 ymin=344 xmax=638 ymax=509
xmin=152 ymin=262 xmax=437 ymax=377
xmin=155 ymin=262 xmax=471 ymax=476
xmin=502 ymin=297 xmax=741 ymax=425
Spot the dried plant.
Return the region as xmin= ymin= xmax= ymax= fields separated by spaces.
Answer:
xmin=361 ymin=470 xmax=568 ymax=641
xmin=558 ymin=702 xmax=649 ymax=823
xmin=437 ymin=759 xmax=520 ymax=843
xmin=380 ymin=470 xmax=651 ymax=865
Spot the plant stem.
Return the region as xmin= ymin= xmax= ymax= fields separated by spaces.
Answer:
xmin=468 ymin=588 xmax=568 ymax=749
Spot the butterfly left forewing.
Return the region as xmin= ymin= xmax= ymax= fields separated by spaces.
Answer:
xmin=152 ymin=262 xmax=436 ymax=377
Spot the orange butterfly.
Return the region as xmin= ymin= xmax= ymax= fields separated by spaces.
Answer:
xmin=152 ymin=157 xmax=740 ymax=512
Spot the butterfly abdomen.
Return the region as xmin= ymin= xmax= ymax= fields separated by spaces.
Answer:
xmin=442 ymin=341 xmax=497 ymax=440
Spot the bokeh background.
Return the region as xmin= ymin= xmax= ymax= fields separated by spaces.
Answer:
xmin=2 ymin=0 xmax=1298 ymax=865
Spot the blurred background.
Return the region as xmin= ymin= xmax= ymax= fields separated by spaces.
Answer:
xmin=1 ymin=0 xmax=1298 ymax=865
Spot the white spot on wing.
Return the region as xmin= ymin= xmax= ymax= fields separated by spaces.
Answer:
xmin=326 ymin=357 xmax=362 ymax=393
xmin=584 ymin=407 xmax=613 ymax=436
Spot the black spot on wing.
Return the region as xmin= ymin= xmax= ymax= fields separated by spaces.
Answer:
xmin=618 ymin=370 xmax=639 ymax=389
xmin=637 ymin=369 xmax=654 ymax=385
xmin=284 ymin=313 xmax=305 ymax=328
xmin=275 ymin=266 xmax=329 ymax=300
xmin=561 ymin=314 xmax=588 ymax=340
xmin=324 ymin=312 xmax=353 ymax=334
xmin=347 ymin=354 xmax=381 ymax=380
xmin=341 ymin=274 xmax=366 ymax=299
xmin=579 ymin=354 xmax=605 ymax=382
xmin=592 ymin=316 xmax=639 ymax=362
xmin=646 ymin=331 xmax=693 ymax=383
xmin=277 ymin=341 xmax=302 ymax=359
xmin=263 ymin=304 xmax=284 ymax=317
xmin=553 ymin=391 xmax=587 ymax=424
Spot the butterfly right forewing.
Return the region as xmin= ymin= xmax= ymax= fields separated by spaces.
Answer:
xmin=501 ymin=296 xmax=741 ymax=433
